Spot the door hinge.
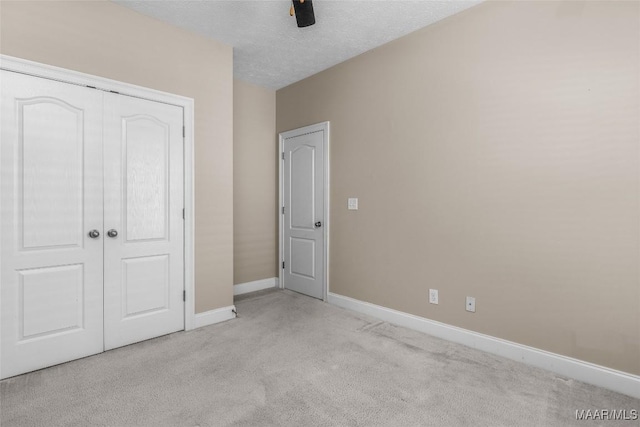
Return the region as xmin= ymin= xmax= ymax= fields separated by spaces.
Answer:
xmin=183 ymin=290 xmax=186 ymax=302
xmin=183 ymin=126 xmax=185 ymax=138
xmin=282 ymin=261 xmax=285 ymax=270
xmin=182 ymin=208 xmax=185 ymax=219
xmin=282 ymin=152 xmax=285 ymax=160
xmin=282 ymin=206 xmax=285 ymax=214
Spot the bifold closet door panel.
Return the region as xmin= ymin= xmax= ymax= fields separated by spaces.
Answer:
xmin=0 ymin=71 xmax=105 ymax=379
xmin=102 ymin=93 xmax=185 ymax=350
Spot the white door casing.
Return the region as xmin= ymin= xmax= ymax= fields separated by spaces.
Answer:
xmin=103 ymin=93 xmax=184 ymax=350
xmin=279 ymin=122 xmax=329 ymax=300
xmin=0 ymin=71 xmax=105 ymax=378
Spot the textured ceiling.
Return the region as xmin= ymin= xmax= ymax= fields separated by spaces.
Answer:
xmin=114 ymin=0 xmax=482 ymax=89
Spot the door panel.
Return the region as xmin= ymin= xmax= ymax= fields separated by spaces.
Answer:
xmin=20 ymin=99 xmax=84 ymax=249
xmin=121 ymin=255 xmax=170 ymax=318
xmin=283 ymin=129 xmax=325 ymax=299
xmin=290 ymin=145 xmax=315 ymax=229
xmin=20 ymin=264 xmax=85 ymax=339
xmin=1 ymin=71 xmax=104 ymax=379
xmin=123 ymin=116 xmax=169 ymax=241
xmin=290 ymin=237 xmax=315 ymax=279
xmin=103 ymin=93 xmax=184 ymax=350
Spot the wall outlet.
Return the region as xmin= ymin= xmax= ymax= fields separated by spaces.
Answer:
xmin=466 ymin=296 xmax=476 ymax=313
xmin=429 ymin=289 xmax=438 ymax=304
xmin=348 ymin=198 xmax=358 ymax=210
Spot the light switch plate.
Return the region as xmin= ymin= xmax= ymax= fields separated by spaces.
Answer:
xmin=348 ymin=198 xmax=358 ymax=210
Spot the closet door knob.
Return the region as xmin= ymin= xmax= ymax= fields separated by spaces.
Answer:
xmin=88 ymin=230 xmax=100 ymax=239
xmin=107 ymin=229 xmax=118 ymax=238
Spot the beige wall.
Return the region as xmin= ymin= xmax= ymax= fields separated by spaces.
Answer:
xmin=277 ymin=1 xmax=639 ymax=375
xmin=233 ymin=80 xmax=277 ymax=285
xmin=0 ymin=1 xmax=234 ymax=313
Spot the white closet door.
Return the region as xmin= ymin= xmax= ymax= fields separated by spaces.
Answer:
xmin=102 ymin=93 xmax=184 ymax=350
xmin=0 ymin=71 xmax=104 ymax=379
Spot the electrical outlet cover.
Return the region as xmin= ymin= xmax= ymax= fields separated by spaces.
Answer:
xmin=429 ymin=289 xmax=438 ymax=304
xmin=466 ymin=296 xmax=476 ymax=313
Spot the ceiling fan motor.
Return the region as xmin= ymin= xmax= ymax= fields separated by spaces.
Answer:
xmin=290 ymin=0 xmax=315 ymax=28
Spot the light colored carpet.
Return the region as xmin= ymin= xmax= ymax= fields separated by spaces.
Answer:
xmin=1 ymin=289 xmax=638 ymax=426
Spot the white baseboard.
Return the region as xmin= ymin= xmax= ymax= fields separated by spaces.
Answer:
xmin=327 ymin=292 xmax=640 ymax=399
xmin=194 ymin=305 xmax=236 ymax=329
xmin=234 ymin=277 xmax=278 ymax=296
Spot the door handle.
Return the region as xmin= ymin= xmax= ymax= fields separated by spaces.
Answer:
xmin=107 ymin=229 xmax=118 ymax=238
xmin=88 ymin=230 xmax=100 ymax=239
xmin=315 ymin=221 xmax=322 ymax=228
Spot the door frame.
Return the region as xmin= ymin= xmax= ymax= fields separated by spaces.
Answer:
xmin=278 ymin=122 xmax=330 ymax=301
xmin=0 ymin=55 xmax=198 ymax=331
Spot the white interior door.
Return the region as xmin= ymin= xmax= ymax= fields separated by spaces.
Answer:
xmin=0 ymin=71 xmax=104 ymax=379
xmin=282 ymin=126 xmax=326 ymax=300
xmin=103 ymin=93 xmax=184 ymax=350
